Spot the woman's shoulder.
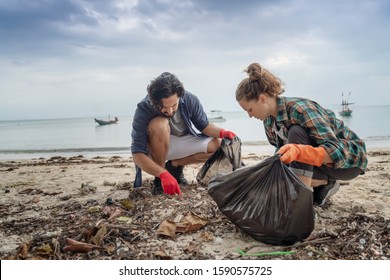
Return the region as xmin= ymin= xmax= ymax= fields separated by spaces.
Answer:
xmin=284 ymin=96 xmax=323 ymax=112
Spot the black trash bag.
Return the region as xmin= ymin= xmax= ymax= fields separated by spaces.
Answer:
xmin=208 ymin=155 xmax=314 ymax=245
xmin=196 ymin=136 xmax=243 ymax=185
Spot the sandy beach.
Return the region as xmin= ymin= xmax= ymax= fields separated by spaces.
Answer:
xmin=0 ymin=147 xmax=389 ymax=260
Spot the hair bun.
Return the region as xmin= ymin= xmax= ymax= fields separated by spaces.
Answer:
xmin=247 ymin=63 xmax=263 ymax=82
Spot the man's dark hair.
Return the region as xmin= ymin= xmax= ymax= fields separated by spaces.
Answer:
xmin=147 ymin=72 xmax=185 ymax=109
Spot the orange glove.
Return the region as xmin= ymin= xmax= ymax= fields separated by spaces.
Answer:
xmin=278 ymin=144 xmax=326 ymax=167
xmin=219 ymin=129 xmax=236 ymax=140
xmin=159 ymin=171 xmax=182 ymax=195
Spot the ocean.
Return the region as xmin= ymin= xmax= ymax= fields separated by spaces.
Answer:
xmin=0 ymin=105 xmax=389 ymax=159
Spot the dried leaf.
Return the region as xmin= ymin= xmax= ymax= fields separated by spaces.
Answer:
xmin=63 ymin=238 xmax=103 ymax=253
xmin=105 ymin=244 xmax=116 ymax=255
xmin=35 ymin=244 xmax=53 ymax=257
xmin=157 ymin=220 xmax=177 ymax=239
xmin=184 ymin=241 xmax=198 ymax=253
xmin=176 ymin=212 xmax=208 ymax=233
xmin=119 ymin=198 xmax=133 ymax=210
xmin=91 ymin=225 xmax=107 ymax=246
xmin=18 ymin=243 xmax=30 ymax=259
xmin=200 ymin=231 xmax=214 ymax=242
xmin=87 ymin=206 xmax=101 ymax=213
xmin=117 ymin=216 xmax=132 ymax=223
xmin=83 ymin=226 xmax=99 ymax=241
xmin=103 ymin=205 xmax=123 ymax=220
xmin=154 ymin=249 xmax=172 ymax=260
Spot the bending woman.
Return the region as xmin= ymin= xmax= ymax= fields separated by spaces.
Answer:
xmin=235 ymin=62 xmax=367 ymax=207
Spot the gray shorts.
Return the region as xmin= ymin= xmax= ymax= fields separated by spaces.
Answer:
xmin=167 ymin=134 xmax=213 ymax=160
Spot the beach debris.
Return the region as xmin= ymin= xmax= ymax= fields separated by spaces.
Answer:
xmin=103 ymin=180 xmax=116 ymax=186
xmin=154 ymin=248 xmax=172 ymax=259
xmin=80 ymin=182 xmax=96 ymax=195
xmin=157 ymin=220 xmax=177 ymax=239
xmin=59 ymin=194 xmax=72 ymax=201
xmin=1 ymin=155 xmax=389 ymax=260
xmin=119 ymin=198 xmax=133 ymax=210
xmin=63 ymin=238 xmax=104 ymax=253
xmin=237 ymin=248 xmax=295 ymax=257
xmin=102 ymin=205 xmax=123 ymax=221
xmin=105 ymin=197 xmax=114 ymax=205
xmin=157 ymin=212 xmax=209 ymax=239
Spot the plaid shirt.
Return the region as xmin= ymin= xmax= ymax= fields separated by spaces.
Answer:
xmin=263 ymin=96 xmax=367 ymax=170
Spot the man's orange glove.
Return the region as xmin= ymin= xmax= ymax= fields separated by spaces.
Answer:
xmin=159 ymin=171 xmax=182 ymax=195
xmin=277 ymin=144 xmax=325 ymax=167
xmin=219 ymin=129 xmax=236 ymax=140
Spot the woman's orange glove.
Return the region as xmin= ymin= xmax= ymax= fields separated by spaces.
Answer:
xmin=219 ymin=129 xmax=236 ymax=139
xmin=159 ymin=171 xmax=182 ymax=195
xmin=278 ymin=144 xmax=325 ymax=167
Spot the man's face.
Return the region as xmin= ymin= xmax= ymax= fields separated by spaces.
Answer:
xmin=160 ymin=94 xmax=179 ymax=118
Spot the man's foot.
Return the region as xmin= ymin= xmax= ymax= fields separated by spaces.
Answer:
xmin=151 ymin=177 xmax=163 ymax=195
xmin=313 ymin=180 xmax=340 ymax=207
xmin=165 ymin=160 xmax=189 ymax=186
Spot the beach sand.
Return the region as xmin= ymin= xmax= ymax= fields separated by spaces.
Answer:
xmin=0 ymin=147 xmax=389 ymax=260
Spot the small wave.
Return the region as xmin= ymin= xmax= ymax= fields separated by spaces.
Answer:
xmin=241 ymin=140 xmax=269 ymax=146
xmin=0 ymin=147 xmax=130 ymax=154
xmin=364 ymin=135 xmax=390 ymax=141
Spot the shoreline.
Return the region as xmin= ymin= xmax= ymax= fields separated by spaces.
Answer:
xmin=0 ymin=142 xmax=389 ymax=161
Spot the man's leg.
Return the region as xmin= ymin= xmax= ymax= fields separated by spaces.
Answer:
xmin=148 ymin=116 xmax=170 ymax=167
xmin=166 ymin=136 xmax=220 ymax=185
xmin=148 ymin=117 xmax=170 ymax=194
xmin=171 ymin=138 xmax=220 ymax=166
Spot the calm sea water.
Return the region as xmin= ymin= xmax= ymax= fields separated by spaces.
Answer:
xmin=0 ymin=105 xmax=389 ymax=159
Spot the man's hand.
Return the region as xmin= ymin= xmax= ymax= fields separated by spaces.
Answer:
xmin=219 ymin=129 xmax=237 ymax=140
xmin=159 ymin=171 xmax=182 ymax=195
xmin=278 ymin=144 xmax=325 ymax=167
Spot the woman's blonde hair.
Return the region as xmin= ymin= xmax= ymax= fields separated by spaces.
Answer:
xmin=235 ymin=63 xmax=285 ymax=102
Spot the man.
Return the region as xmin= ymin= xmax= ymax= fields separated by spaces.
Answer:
xmin=131 ymin=72 xmax=236 ymax=196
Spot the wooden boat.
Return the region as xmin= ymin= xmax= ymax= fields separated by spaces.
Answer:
xmin=208 ymin=110 xmax=226 ymax=122
xmin=339 ymin=92 xmax=353 ymax=117
xmin=94 ymin=116 xmax=118 ymax=125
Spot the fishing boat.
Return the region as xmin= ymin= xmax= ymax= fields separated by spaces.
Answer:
xmin=94 ymin=116 xmax=118 ymax=125
xmin=339 ymin=92 xmax=353 ymax=117
xmin=208 ymin=110 xmax=226 ymax=122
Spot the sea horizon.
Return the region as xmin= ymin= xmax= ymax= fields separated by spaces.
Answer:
xmin=1 ymin=104 xmax=389 ymax=160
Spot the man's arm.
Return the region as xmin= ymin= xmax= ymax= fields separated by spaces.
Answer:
xmin=133 ymin=153 xmax=166 ymax=177
xmin=202 ymin=123 xmax=237 ymax=140
xmin=201 ymin=122 xmax=222 ymax=138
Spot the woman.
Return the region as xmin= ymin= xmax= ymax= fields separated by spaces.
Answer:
xmin=235 ymin=63 xmax=367 ymax=207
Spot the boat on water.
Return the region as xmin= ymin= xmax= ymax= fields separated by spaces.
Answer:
xmin=339 ymin=92 xmax=354 ymax=117
xmin=208 ymin=110 xmax=226 ymax=122
xmin=94 ymin=116 xmax=118 ymax=125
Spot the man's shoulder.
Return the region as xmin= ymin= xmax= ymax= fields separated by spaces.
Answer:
xmin=182 ymin=90 xmax=201 ymax=104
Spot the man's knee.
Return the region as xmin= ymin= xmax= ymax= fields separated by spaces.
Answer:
xmin=207 ymin=138 xmax=221 ymax=153
xmin=148 ymin=117 xmax=170 ymax=136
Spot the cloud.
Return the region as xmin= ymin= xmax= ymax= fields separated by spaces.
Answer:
xmin=0 ymin=0 xmax=389 ymax=120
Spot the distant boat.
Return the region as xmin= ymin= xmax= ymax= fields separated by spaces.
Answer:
xmin=208 ymin=110 xmax=226 ymax=122
xmin=94 ymin=116 xmax=118 ymax=125
xmin=339 ymin=92 xmax=353 ymax=117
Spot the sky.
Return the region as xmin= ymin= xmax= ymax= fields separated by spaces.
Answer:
xmin=0 ymin=0 xmax=389 ymax=120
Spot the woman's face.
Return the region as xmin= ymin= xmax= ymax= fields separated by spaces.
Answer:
xmin=238 ymin=95 xmax=270 ymax=121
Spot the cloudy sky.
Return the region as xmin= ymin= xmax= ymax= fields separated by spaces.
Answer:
xmin=1 ymin=0 xmax=389 ymax=120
